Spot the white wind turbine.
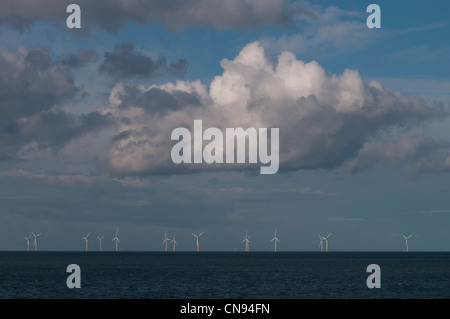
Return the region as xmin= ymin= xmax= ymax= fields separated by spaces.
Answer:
xmin=82 ymin=232 xmax=90 ymax=252
xmin=318 ymin=235 xmax=325 ymax=252
xmin=402 ymin=234 xmax=413 ymax=252
xmin=270 ymin=228 xmax=280 ymax=252
xmin=192 ymin=232 xmax=204 ymax=252
xmin=98 ymin=235 xmax=104 ymax=252
xmin=162 ymin=232 xmax=170 ymax=252
xmin=241 ymin=231 xmax=251 ymax=252
xmin=32 ymin=232 xmax=41 ymax=252
xmin=324 ymin=233 xmax=331 ymax=252
xmin=171 ymin=233 xmax=177 ymax=252
xmin=112 ymin=228 xmax=120 ymax=252
xmin=25 ymin=234 xmax=32 ymax=252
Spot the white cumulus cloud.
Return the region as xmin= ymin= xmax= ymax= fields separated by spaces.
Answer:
xmin=99 ymin=41 xmax=447 ymax=176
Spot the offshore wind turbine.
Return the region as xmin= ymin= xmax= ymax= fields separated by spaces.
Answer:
xmin=98 ymin=235 xmax=104 ymax=252
xmin=32 ymin=232 xmax=41 ymax=252
xmin=192 ymin=232 xmax=204 ymax=252
xmin=324 ymin=233 xmax=331 ymax=252
xmin=318 ymin=235 xmax=325 ymax=252
xmin=162 ymin=232 xmax=170 ymax=252
xmin=171 ymin=233 xmax=177 ymax=252
xmin=112 ymin=228 xmax=120 ymax=252
xmin=241 ymin=231 xmax=251 ymax=252
xmin=402 ymin=234 xmax=413 ymax=252
xmin=82 ymin=232 xmax=90 ymax=252
xmin=25 ymin=234 xmax=32 ymax=252
xmin=270 ymin=228 xmax=280 ymax=252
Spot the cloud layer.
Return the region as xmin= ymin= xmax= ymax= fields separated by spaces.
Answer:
xmin=261 ymin=2 xmax=377 ymax=56
xmin=98 ymin=41 xmax=448 ymax=176
xmin=0 ymin=46 xmax=110 ymax=160
xmin=0 ymin=0 xmax=291 ymax=32
xmin=99 ymin=42 xmax=187 ymax=79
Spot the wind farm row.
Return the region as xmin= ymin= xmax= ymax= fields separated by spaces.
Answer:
xmin=22 ymin=228 xmax=415 ymax=253
xmin=80 ymin=228 xmax=120 ymax=252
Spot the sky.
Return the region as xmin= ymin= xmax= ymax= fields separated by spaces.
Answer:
xmin=1 ymin=0 xmax=450 ymax=252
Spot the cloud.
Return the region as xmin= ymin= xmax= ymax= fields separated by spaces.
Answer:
xmin=0 ymin=46 xmax=111 ymax=160
xmin=167 ymin=58 xmax=188 ymax=77
xmin=61 ymin=49 xmax=99 ymax=68
xmin=99 ymin=42 xmax=188 ymax=80
xmin=98 ymin=80 xmax=209 ymax=175
xmin=422 ymin=209 xmax=450 ymax=215
xmin=260 ymin=2 xmax=378 ymax=56
xmin=0 ymin=46 xmax=77 ymax=122
xmin=0 ymin=0 xmax=292 ymax=33
xmin=98 ymin=41 xmax=448 ymax=176
xmin=114 ymin=85 xmax=202 ymax=116
xmin=338 ymin=133 xmax=450 ymax=176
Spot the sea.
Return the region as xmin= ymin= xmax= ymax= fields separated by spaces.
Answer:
xmin=0 ymin=251 xmax=449 ymax=299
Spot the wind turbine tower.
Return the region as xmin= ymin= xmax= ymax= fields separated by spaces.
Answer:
xmin=32 ymin=232 xmax=41 ymax=252
xmin=162 ymin=232 xmax=170 ymax=252
xmin=82 ymin=232 xmax=90 ymax=252
xmin=270 ymin=228 xmax=280 ymax=252
xmin=192 ymin=232 xmax=204 ymax=252
xmin=324 ymin=233 xmax=331 ymax=252
xmin=171 ymin=233 xmax=177 ymax=252
xmin=112 ymin=228 xmax=120 ymax=252
xmin=98 ymin=235 xmax=104 ymax=252
xmin=402 ymin=234 xmax=413 ymax=252
xmin=25 ymin=235 xmax=32 ymax=252
xmin=241 ymin=231 xmax=251 ymax=252
xmin=319 ymin=235 xmax=324 ymax=252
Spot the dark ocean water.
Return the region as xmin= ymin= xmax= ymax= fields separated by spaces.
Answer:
xmin=0 ymin=251 xmax=448 ymax=299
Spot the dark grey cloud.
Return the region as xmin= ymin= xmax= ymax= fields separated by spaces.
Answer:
xmin=167 ymin=58 xmax=188 ymax=77
xmin=61 ymin=49 xmax=98 ymax=68
xmin=277 ymin=93 xmax=445 ymax=172
xmin=99 ymin=42 xmax=188 ymax=80
xmin=99 ymin=42 xmax=166 ymax=79
xmin=0 ymin=46 xmax=77 ymax=125
xmin=0 ymin=46 xmax=111 ymax=160
xmin=24 ymin=110 xmax=111 ymax=150
xmin=117 ymin=85 xmax=202 ymax=115
xmin=0 ymin=109 xmax=112 ymax=161
xmin=338 ymin=133 xmax=450 ymax=177
xmin=0 ymin=0 xmax=292 ymax=33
